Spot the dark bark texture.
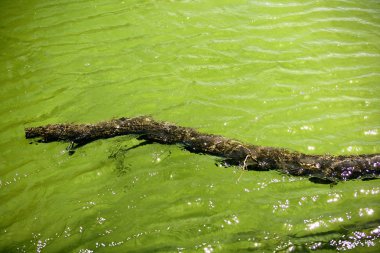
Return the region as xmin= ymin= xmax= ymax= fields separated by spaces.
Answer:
xmin=25 ymin=116 xmax=380 ymax=182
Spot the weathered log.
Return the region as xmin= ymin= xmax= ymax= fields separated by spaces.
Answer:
xmin=25 ymin=116 xmax=380 ymax=182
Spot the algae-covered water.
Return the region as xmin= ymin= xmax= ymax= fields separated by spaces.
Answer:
xmin=1 ymin=0 xmax=380 ymax=252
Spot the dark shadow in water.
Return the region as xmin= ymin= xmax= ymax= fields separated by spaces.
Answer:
xmin=108 ymin=139 xmax=154 ymax=159
xmin=108 ymin=139 xmax=156 ymax=176
xmin=66 ymin=141 xmax=86 ymax=155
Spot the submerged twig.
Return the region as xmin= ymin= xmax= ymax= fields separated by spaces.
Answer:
xmin=25 ymin=116 xmax=380 ymax=182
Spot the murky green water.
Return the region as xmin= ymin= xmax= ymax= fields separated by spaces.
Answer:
xmin=1 ymin=0 xmax=380 ymax=252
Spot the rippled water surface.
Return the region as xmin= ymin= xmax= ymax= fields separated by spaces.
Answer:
xmin=1 ymin=0 xmax=380 ymax=252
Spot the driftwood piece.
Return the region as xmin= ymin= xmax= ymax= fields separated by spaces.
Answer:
xmin=25 ymin=116 xmax=380 ymax=182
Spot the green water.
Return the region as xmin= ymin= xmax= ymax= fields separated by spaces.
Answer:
xmin=1 ymin=0 xmax=380 ymax=252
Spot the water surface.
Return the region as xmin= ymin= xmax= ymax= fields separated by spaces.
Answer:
xmin=1 ymin=0 xmax=380 ymax=252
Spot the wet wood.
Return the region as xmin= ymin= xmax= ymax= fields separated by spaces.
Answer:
xmin=25 ymin=116 xmax=380 ymax=182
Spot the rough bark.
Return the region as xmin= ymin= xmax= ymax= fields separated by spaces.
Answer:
xmin=25 ymin=116 xmax=380 ymax=182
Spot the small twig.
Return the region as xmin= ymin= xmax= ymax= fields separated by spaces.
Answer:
xmin=242 ymin=155 xmax=250 ymax=170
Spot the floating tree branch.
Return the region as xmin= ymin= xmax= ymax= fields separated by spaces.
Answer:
xmin=25 ymin=116 xmax=380 ymax=182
